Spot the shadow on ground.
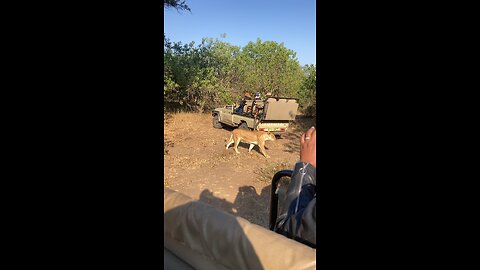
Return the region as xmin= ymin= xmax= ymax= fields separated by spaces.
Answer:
xmin=198 ymin=177 xmax=292 ymax=228
xmin=199 ymin=185 xmax=271 ymax=228
xmin=220 ymin=125 xmax=236 ymax=132
xmin=282 ymin=132 xmax=301 ymax=154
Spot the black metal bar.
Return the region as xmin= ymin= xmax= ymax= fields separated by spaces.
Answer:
xmin=269 ymin=170 xmax=293 ymax=231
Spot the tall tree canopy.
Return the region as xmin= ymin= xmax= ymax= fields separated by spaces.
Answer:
xmin=236 ymin=39 xmax=304 ymax=98
xmin=164 ymin=35 xmax=316 ymax=114
xmin=298 ymin=64 xmax=316 ymax=116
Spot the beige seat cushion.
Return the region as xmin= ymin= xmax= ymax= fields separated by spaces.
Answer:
xmin=164 ymin=188 xmax=316 ymax=270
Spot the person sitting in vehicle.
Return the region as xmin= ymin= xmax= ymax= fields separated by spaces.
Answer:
xmin=275 ymin=126 xmax=317 ymax=248
xmin=235 ymin=99 xmax=246 ymax=113
xmin=235 ymin=93 xmax=253 ymax=113
xmin=251 ymin=92 xmax=263 ymax=116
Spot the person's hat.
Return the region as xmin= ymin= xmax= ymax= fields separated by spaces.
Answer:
xmin=244 ymin=92 xmax=252 ymax=98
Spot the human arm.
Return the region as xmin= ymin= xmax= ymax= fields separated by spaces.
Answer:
xmin=275 ymin=127 xmax=317 ymax=247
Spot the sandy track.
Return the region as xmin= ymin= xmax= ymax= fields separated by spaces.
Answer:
xmin=164 ymin=112 xmax=315 ymax=228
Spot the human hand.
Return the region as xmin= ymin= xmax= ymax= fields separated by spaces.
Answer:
xmin=300 ymin=126 xmax=316 ymax=168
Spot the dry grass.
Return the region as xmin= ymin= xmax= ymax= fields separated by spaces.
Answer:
xmin=255 ymin=161 xmax=292 ymax=183
xmin=164 ymin=112 xmax=212 ymax=155
xmin=165 ymin=111 xmax=212 ymax=124
xmin=170 ymin=155 xmax=212 ymax=170
xmin=163 ymin=111 xmax=314 ymax=227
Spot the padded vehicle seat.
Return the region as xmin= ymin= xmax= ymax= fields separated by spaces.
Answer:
xmin=164 ymin=188 xmax=316 ymax=270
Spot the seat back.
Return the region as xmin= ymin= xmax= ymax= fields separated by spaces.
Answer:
xmin=164 ymin=188 xmax=316 ymax=270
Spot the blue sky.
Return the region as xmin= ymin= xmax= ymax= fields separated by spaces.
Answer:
xmin=164 ymin=0 xmax=316 ymax=66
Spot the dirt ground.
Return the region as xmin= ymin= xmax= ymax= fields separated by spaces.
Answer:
xmin=164 ymin=112 xmax=315 ymax=228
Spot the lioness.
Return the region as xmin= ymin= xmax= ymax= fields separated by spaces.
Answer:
xmin=226 ymin=129 xmax=276 ymax=158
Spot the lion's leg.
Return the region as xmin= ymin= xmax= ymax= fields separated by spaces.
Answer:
xmin=234 ymin=138 xmax=241 ymax=154
xmin=248 ymin=144 xmax=255 ymax=153
xmin=226 ymin=135 xmax=234 ymax=149
xmin=258 ymin=142 xmax=270 ymax=158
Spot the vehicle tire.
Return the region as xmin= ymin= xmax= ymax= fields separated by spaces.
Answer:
xmin=212 ymin=114 xmax=222 ymax=129
xmin=239 ymin=122 xmax=249 ymax=130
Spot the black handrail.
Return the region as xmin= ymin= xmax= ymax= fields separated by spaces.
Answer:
xmin=269 ymin=170 xmax=293 ymax=231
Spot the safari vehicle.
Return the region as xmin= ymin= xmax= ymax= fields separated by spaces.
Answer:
xmin=212 ymin=96 xmax=299 ymax=135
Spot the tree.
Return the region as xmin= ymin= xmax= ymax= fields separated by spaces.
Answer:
xmin=164 ymin=0 xmax=190 ymax=12
xmin=164 ymin=38 xmax=220 ymax=112
xmin=236 ymin=39 xmax=304 ymax=98
xmin=298 ymin=64 xmax=316 ymax=117
xmin=163 ymin=35 xmax=313 ymax=114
